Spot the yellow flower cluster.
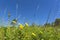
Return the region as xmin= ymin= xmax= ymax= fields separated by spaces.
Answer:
xmin=19 ymin=23 xmax=29 ymax=30
xmin=19 ymin=24 xmax=24 ymax=30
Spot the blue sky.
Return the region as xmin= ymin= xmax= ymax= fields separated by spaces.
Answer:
xmin=0 ymin=0 xmax=60 ymax=25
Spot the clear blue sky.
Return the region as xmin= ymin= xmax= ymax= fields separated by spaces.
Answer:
xmin=0 ymin=0 xmax=60 ymax=25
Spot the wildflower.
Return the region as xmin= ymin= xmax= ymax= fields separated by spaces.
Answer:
xmin=19 ymin=24 xmax=24 ymax=30
xmin=25 ymin=23 xmax=29 ymax=27
xmin=32 ymin=33 xmax=36 ymax=36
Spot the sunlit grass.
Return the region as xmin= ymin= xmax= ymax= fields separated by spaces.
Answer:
xmin=0 ymin=26 xmax=60 ymax=40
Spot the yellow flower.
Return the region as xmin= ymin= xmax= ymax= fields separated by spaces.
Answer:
xmin=25 ymin=23 xmax=29 ymax=27
xmin=32 ymin=33 xmax=36 ymax=36
xmin=19 ymin=24 xmax=24 ymax=30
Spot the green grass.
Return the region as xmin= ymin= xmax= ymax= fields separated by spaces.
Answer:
xmin=0 ymin=26 xmax=60 ymax=40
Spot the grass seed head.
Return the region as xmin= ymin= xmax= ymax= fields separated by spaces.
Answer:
xmin=32 ymin=33 xmax=36 ymax=37
xmin=40 ymin=31 xmax=43 ymax=34
xmin=25 ymin=23 xmax=29 ymax=27
xmin=12 ymin=21 xmax=16 ymax=24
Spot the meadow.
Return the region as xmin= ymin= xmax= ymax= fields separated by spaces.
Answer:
xmin=0 ymin=25 xmax=60 ymax=40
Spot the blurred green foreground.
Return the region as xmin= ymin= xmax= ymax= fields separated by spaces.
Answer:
xmin=0 ymin=26 xmax=60 ymax=40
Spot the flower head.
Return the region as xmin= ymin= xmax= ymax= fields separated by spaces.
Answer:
xmin=19 ymin=24 xmax=24 ymax=30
